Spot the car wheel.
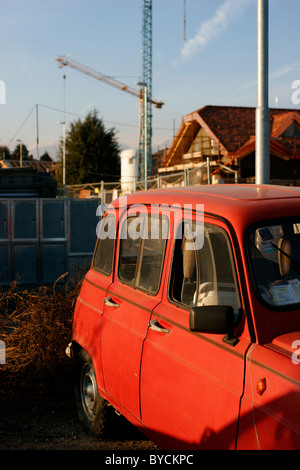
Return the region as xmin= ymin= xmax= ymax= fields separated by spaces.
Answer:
xmin=74 ymin=349 xmax=110 ymax=437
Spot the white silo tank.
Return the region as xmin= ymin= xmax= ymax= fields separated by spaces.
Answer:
xmin=120 ymin=149 xmax=137 ymax=193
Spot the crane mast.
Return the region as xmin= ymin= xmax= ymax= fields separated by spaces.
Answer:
xmin=137 ymin=0 xmax=153 ymax=184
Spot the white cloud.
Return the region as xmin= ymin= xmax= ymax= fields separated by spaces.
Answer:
xmin=175 ymin=0 xmax=251 ymax=65
xmin=270 ymin=61 xmax=300 ymax=80
xmin=234 ymin=61 xmax=300 ymax=94
xmin=79 ymin=103 xmax=94 ymax=115
xmin=21 ymin=64 xmax=39 ymax=90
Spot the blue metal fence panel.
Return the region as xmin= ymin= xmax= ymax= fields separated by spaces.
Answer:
xmin=0 ymin=198 xmax=102 ymax=285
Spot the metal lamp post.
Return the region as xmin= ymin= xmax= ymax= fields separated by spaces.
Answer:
xmin=16 ymin=139 xmax=22 ymax=167
xmin=256 ymin=0 xmax=270 ymax=184
xmin=136 ymin=81 xmax=148 ymax=189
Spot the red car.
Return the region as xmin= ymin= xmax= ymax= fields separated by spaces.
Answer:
xmin=67 ymin=184 xmax=300 ymax=450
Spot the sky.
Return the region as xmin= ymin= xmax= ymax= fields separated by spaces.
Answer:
xmin=1 ymin=0 xmax=300 ymax=161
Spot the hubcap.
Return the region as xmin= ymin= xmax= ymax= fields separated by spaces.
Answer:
xmin=81 ymin=364 xmax=97 ymax=421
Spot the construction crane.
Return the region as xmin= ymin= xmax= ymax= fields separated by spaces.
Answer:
xmin=139 ymin=0 xmax=153 ymax=183
xmin=56 ymin=55 xmax=163 ymax=109
xmin=56 ymin=52 xmax=163 ymax=183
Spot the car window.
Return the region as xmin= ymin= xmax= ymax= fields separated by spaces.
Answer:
xmin=118 ymin=213 xmax=168 ymax=294
xmin=92 ymin=215 xmax=116 ymax=275
xmin=170 ymin=221 xmax=240 ymax=311
xmin=248 ymin=220 xmax=300 ymax=307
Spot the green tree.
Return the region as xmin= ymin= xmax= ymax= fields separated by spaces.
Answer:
xmin=12 ymin=143 xmax=32 ymax=161
xmin=57 ymin=110 xmax=120 ymax=185
xmin=0 ymin=146 xmax=11 ymax=160
xmin=40 ymin=151 xmax=52 ymax=162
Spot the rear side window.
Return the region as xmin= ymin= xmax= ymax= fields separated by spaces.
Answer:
xmin=170 ymin=221 xmax=240 ymax=311
xmin=118 ymin=214 xmax=168 ymax=294
xmin=248 ymin=220 xmax=300 ymax=307
xmin=93 ymin=215 xmax=116 ymax=275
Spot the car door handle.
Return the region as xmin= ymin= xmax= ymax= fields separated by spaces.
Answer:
xmin=149 ymin=319 xmax=170 ymax=334
xmin=103 ymin=296 xmax=120 ymax=308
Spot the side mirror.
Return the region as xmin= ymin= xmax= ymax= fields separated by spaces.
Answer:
xmin=189 ymin=305 xmax=238 ymax=346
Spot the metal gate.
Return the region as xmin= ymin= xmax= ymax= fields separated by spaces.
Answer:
xmin=0 ymin=198 xmax=101 ymax=285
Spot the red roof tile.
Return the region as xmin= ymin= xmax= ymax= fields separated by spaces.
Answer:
xmin=163 ymin=105 xmax=300 ymax=167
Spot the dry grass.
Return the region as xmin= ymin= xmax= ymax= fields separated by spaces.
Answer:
xmin=0 ymin=269 xmax=84 ymax=398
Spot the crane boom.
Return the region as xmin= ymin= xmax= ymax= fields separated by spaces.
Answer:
xmin=55 ymin=55 xmax=163 ymax=109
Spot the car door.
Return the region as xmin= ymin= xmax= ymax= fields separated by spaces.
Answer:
xmin=100 ymin=205 xmax=169 ymax=419
xmin=72 ymin=211 xmax=116 ymax=390
xmin=140 ymin=212 xmax=251 ymax=449
xmin=238 ymin=341 xmax=300 ymax=449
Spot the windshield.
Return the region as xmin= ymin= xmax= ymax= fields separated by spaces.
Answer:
xmin=248 ymin=220 xmax=300 ymax=308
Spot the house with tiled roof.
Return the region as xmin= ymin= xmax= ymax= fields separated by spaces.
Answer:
xmin=159 ymin=105 xmax=300 ymax=185
xmin=0 ymin=158 xmax=59 ymax=178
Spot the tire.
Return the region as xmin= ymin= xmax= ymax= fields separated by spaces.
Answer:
xmin=74 ymin=349 xmax=111 ymax=437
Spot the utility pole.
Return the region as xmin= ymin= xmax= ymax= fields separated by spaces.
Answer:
xmin=36 ymin=104 xmax=39 ymax=171
xmin=256 ymin=0 xmax=270 ymax=184
xmin=184 ymin=0 xmax=186 ymax=41
xmin=16 ymin=139 xmax=22 ymax=167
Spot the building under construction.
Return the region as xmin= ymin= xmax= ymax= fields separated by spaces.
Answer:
xmin=159 ymin=105 xmax=300 ymax=186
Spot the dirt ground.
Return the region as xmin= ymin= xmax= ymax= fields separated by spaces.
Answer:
xmin=0 ymin=385 xmax=158 ymax=451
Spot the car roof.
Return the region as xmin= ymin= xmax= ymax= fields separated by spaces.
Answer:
xmin=110 ymin=184 xmax=300 ymax=230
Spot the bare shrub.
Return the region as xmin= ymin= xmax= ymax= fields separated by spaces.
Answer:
xmin=0 ymin=269 xmax=84 ymax=398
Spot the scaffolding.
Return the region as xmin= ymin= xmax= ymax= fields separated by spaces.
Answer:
xmin=61 ymin=160 xmax=238 ymax=202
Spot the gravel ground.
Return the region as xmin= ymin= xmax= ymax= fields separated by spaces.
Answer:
xmin=0 ymin=386 xmax=158 ymax=451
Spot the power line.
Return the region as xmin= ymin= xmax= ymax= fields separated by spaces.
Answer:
xmin=7 ymin=105 xmax=36 ymax=146
xmin=38 ymin=103 xmax=171 ymax=130
xmin=7 ymin=103 xmax=173 ymax=149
